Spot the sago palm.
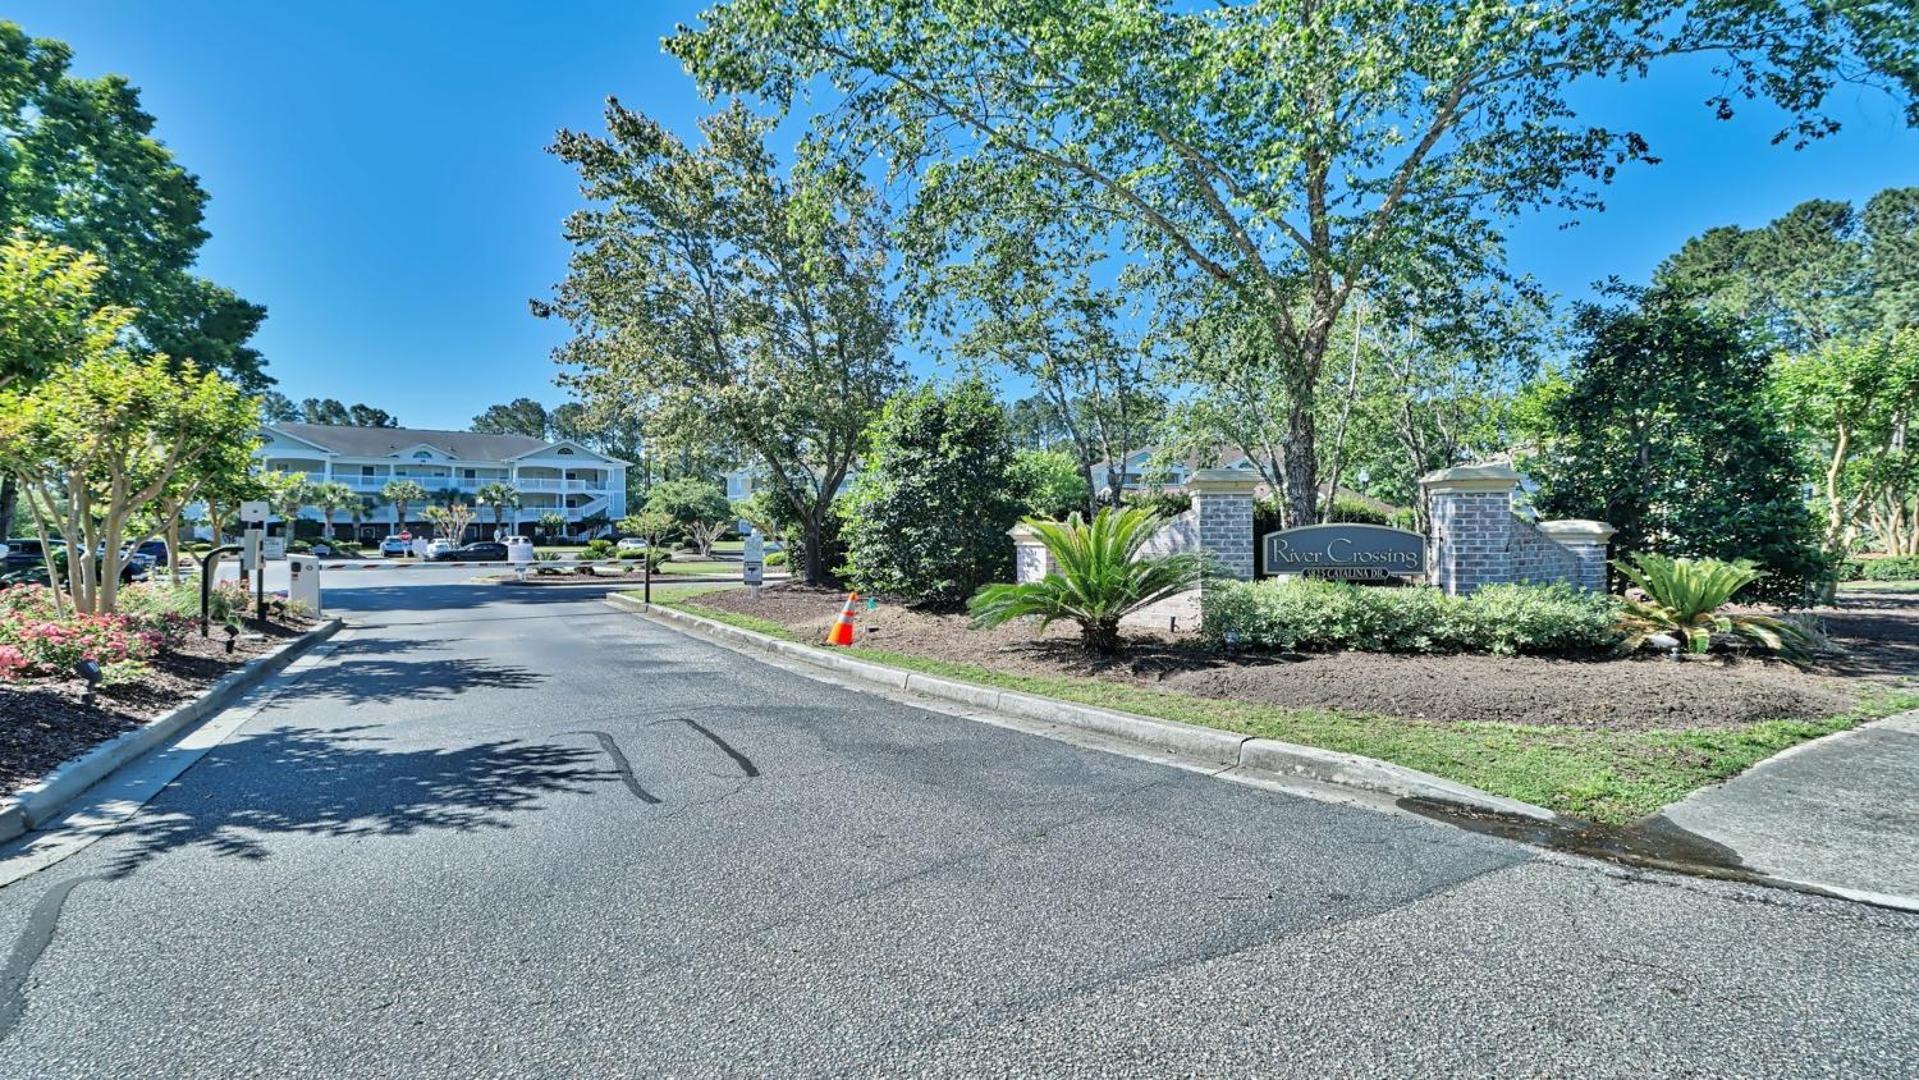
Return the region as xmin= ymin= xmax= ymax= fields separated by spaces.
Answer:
xmin=968 ymin=507 xmax=1204 ymax=654
xmin=1615 ymin=553 xmax=1813 ymax=662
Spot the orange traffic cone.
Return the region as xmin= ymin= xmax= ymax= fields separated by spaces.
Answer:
xmin=826 ymin=592 xmax=859 ymax=646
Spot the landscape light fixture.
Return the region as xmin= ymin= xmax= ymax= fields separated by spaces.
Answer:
xmin=75 ymin=658 xmax=102 ymax=704
xmin=222 ymin=623 xmax=239 ymax=654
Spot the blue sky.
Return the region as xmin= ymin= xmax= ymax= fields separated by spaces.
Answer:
xmin=8 ymin=2 xmax=1918 ymax=430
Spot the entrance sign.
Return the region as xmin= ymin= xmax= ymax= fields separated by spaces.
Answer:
xmin=1261 ymin=524 xmax=1424 ymax=581
xmin=262 ymin=536 xmax=288 ymax=561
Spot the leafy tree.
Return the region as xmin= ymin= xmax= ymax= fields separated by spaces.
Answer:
xmin=0 ymin=22 xmax=268 ymax=390
xmin=381 ymin=479 xmax=427 ymax=536
xmin=618 ymin=509 xmax=674 ymax=545
xmin=258 ymin=389 xmax=301 ymax=423
xmin=347 ymin=404 xmax=398 ymax=428
xmin=310 ymin=481 xmax=357 ymax=541
xmin=536 ymin=100 xmax=903 ymax=586
xmin=841 ymin=379 xmax=1021 ymax=609
xmin=1656 ymin=186 xmax=1919 ymax=350
xmin=674 ymin=0 xmax=1919 ymax=527
xmin=537 ymin=510 xmax=566 ymax=542
xmin=300 ymin=398 xmax=397 ymax=427
xmin=1524 ymin=300 xmax=1825 ymax=602
xmin=644 ymin=477 xmax=733 ymax=555
xmin=1772 ymin=330 xmax=1919 ymax=555
xmin=0 ymin=353 xmax=258 ymax=614
xmin=0 ymin=233 xmax=134 ymax=391
xmin=1009 ymin=448 xmax=1090 ymax=521
xmin=475 ymin=481 xmax=520 ymax=538
xmin=472 ymin=398 xmax=550 ymax=438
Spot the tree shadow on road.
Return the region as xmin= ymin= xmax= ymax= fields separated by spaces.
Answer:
xmin=95 ymin=724 xmax=609 ymax=880
xmin=272 ymin=653 xmax=548 ymax=707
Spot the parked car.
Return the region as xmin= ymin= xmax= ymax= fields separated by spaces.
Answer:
xmin=380 ymin=536 xmax=411 ymax=558
xmin=428 ymin=541 xmax=509 ymax=563
xmin=2 ymin=538 xmax=56 ymax=568
xmin=616 ymin=537 xmax=650 ymax=551
xmin=133 ymin=539 xmax=170 ymax=569
xmin=424 ymin=538 xmax=456 ymax=559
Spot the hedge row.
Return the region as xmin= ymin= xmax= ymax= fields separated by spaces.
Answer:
xmin=1201 ymin=578 xmax=1621 ymax=656
xmin=1844 ymin=555 xmax=1919 ymax=582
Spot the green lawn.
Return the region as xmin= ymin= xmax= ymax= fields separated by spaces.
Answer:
xmin=657 ymin=559 xmax=745 ymax=576
xmin=648 ymin=596 xmax=1917 ymax=825
xmin=616 ymin=582 xmax=742 ymax=602
xmin=1839 ymin=579 xmax=1919 ymax=593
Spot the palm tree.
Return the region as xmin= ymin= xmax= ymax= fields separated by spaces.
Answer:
xmin=311 ymin=482 xmax=356 ymax=541
xmin=261 ymin=470 xmax=313 ymax=536
xmin=476 ymin=481 xmax=520 ymax=539
xmin=350 ymin=495 xmax=380 ymax=541
xmin=381 ymin=479 xmax=428 ymax=537
xmin=968 ymin=508 xmax=1206 ymax=654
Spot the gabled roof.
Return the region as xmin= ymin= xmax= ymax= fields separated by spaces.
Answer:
xmin=266 ymin=423 xmax=555 ymax=461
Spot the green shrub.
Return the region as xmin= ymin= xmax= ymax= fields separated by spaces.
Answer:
xmin=842 ymin=377 xmax=1020 ymax=609
xmin=1009 ymin=448 xmax=1089 ymax=519
xmin=1202 ymin=578 xmax=1621 ymax=656
xmin=583 ymin=538 xmax=614 ymax=558
xmin=765 ymin=550 xmax=788 ymax=567
xmin=1859 ymin=555 xmax=1919 ymax=581
xmin=1443 ymin=583 xmax=1623 ymax=656
xmin=288 ymin=540 xmax=313 ymax=554
xmin=1327 ymin=493 xmax=1390 ymax=525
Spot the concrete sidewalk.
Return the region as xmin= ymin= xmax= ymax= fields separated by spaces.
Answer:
xmin=1658 ymin=710 xmax=1919 ymax=909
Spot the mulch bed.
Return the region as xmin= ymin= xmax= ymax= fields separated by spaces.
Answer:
xmin=696 ymin=585 xmax=1900 ymax=731
xmin=0 ymin=618 xmax=310 ymax=797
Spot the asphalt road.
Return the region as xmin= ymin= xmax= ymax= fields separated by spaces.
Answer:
xmin=1 ymin=575 xmax=1916 ymax=1077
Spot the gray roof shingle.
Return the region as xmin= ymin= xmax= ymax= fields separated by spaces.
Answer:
xmin=269 ymin=423 xmax=555 ymax=461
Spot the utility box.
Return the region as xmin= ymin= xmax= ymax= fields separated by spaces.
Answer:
xmin=505 ymin=536 xmax=533 ymax=579
xmin=287 ymin=554 xmax=323 ymax=615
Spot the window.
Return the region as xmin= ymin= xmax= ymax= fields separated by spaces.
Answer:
xmin=462 ymin=468 xmax=475 ymax=480
xmin=555 ymin=447 xmax=574 ymax=455
xmin=361 ymin=466 xmax=374 ymax=478
xmin=413 ymin=451 xmax=432 ymax=460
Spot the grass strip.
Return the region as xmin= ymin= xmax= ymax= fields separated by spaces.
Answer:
xmin=652 ymin=598 xmax=1918 ymax=824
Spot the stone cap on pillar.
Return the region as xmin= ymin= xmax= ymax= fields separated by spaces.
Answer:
xmin=1419 ymin=463 xmax=1523 ymax=494
xmin=1187 ymin=468 xmax=1260 ymax=495
xmin=1008 ymin=523 xmax=1043 ymax=543
xmin=1536 ymin=519 xmax=1617 ymax=543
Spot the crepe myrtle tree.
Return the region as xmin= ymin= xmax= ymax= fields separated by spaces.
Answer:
xmin=0 ymin=353 xmax=259 ymax=615
xmin=537 ymin=510 xmax=567 ymax=543
xmin=422 ymin=502 xmax=476 ymax=544
xmin=672 ymin=0 xmax=1919 ymax=526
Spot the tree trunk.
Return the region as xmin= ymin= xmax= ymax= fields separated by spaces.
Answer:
xmin=0 ymin=476 xmax=16 ymax=540
xmin=803 ymin=512 xmax=828 ymax=587
xmin=1280 ymin=402 xmax=1318 ymax=528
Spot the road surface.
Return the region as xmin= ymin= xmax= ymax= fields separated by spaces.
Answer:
xmin=1 ymin=573 xmax=1915 ymax=1076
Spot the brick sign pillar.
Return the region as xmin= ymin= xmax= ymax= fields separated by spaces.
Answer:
xmin=1188 ymin=469 xmax=1258 ymax=581
xmin=1420 ymin=464 xmax=1521 ymax=596
xmin=1536 ymin=520 xmax=1618 ymax=592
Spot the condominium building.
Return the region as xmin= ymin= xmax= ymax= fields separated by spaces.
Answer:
xmin=249 ymin=423 xmax=629 ymax=540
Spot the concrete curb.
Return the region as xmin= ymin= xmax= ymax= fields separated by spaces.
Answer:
xmin=605 ymin=594 xmax=1557 ymax=821
xmin=0 ymin=618 xmax=343 ymax=844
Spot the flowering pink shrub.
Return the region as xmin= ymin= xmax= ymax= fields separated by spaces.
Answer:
xmin=0 ymin=585 xmax=180 ymax=681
